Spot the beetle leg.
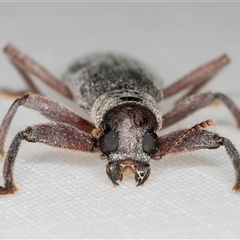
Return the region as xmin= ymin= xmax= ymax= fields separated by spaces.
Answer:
xmin=0 ymin=122 xmax=98 ymax=195
xmin=3 ymin=44 xmax=73 ymax=99
xmin=0 ymin=93 xmax=95 ymax=156
xmin=0 ymin=60 xmax=41 ymax=99
xmin=162 ymin=92 xmax=240 ymax=129
xmin=175 ymin=78 xmax=211 ymax=104
xmin=153 ymin=119 xmax=240 ymax=192
xmin=163 ymin=54 xmax=230 ymax=99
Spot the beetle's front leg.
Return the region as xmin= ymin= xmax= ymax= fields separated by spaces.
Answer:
xmin=153 ymin=119 xmax=240 ymax=192
xmin=0 ymin=93 xmax=95 ymax=156
xmin=0 ymin=122 xmax=98 ymax=195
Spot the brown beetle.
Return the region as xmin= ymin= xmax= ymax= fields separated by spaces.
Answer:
xmin=0 ymin=44 xmax=240 ymax=195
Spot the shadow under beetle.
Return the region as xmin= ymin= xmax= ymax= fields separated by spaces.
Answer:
xmin=1 ymin=44 xmax=240 ymax=195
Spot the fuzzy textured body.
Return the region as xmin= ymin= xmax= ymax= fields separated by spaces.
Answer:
xmin=1 ymin=44 xmax=240 ymax=195
xmin=64 ymin=53 xmax=163 ymax=110
xmin=64 ymin=54 xmax=164 ymax=185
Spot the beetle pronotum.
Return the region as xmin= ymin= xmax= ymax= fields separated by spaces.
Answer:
xmin=0 ymin=44 xmax=240 ymax=195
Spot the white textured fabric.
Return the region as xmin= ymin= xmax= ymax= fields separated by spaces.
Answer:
xmin=1 ymin=3 xmax=240 ymax=239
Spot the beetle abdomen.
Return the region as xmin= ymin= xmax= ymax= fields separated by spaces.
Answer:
xmin=64 ymin=53 xmax=162 ymax=111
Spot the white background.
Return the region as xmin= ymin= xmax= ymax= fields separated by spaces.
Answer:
xmin=1 ymin=2 xmax=240 ymax=238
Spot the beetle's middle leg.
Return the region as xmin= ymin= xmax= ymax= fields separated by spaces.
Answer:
xmin=162 ymin=92 xmax=240 ymax=129
xmin=0 ymin=93 xmax=95 ymax=156
xmin=0 ymin=122 xmax=98 ymax=195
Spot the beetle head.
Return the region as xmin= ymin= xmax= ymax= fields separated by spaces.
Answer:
xmin=98 ymin=102 xmax=159 ymax=186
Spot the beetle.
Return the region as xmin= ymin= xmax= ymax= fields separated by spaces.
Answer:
xmin=0 ymin=44 xmax=240 ymax=195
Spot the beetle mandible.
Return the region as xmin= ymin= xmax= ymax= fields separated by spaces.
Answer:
xmin=1 ymin=44 xmax=240 ymax=195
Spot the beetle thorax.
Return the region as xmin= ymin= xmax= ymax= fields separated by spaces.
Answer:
xmin=90 ymin=89 xmax=162 ymax=131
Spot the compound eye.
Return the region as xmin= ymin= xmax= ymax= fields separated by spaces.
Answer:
xmin=99 ymin=130 xmax=119 ymax=154
xmin=142 ymin=132 xmax=159 ymax=154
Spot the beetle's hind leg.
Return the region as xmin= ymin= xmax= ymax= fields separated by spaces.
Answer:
xmin=0 ymin=122 xmax=98 ymax=196
xmin=0 ymin=60 xmax=41 ymax=99
xmin=1 ymin=44 xmax=73 ymax=99
xmin=163 ymin=54 xmax=230 ymax=101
